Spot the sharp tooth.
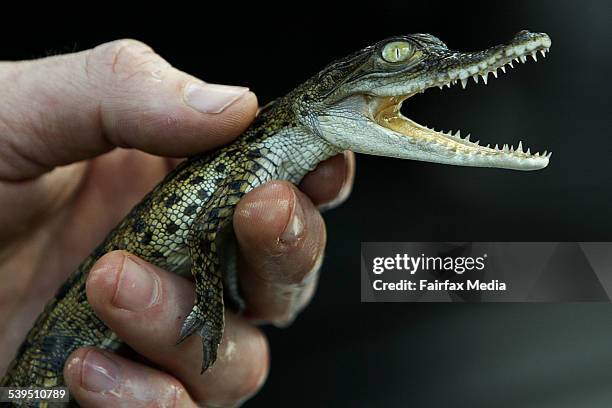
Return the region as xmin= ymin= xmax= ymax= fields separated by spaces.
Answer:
xmin=472 ymin=75 xmax=479 ymax=84
xmin=535 ymin=152 xmax=540 ymax=157
xmin=543 ymin=150 xmax=548 ymax=156
xmin=494 ymin=144 xmax=499 ymax=150
xmin=513 ymin=57 xmax=520 ymax=63
xmin=545 ymin=47 xmax=550 ymax=52
xmin=547 ymin=152 xmax=553 ymax=158
xmin=519 ymin=55 xmax=527 ymax=63
xmin=503 ymin=144 xmax=509 ymax=152
xmin=501 ymin=66 xmax=506 ymax=73
xmin=508 ymin=61 xmax=514 ymax=68
xmin=492 ymin=69 xmax=498 ymax=78
xmin=527 ymin=148 xmax=531 ymax=155
xmin=438 ymin=85 xmax=443 ymax=90
xmin=481 ymin=72 xmax=488 ymax=85
xmin=475 ymin=140 xmax=480 ymax=145
xmin=461 ymin=78 xmax=468 ymax=89
xmin=531 ymin=52 xmax=538 ymax=62
xmin=539 ymin=49 xmax=546 ymax=57
xmin=465 ymin=134 xmax=471 ymax=142
xmin=517 ymin=141 xmax=523 ymax=152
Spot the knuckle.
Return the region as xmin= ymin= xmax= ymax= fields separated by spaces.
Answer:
xmin=86 ymin=38 xmax=167 ymax=82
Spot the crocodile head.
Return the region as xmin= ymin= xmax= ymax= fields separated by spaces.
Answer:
xmin=303 ymin=30 xmax=552 ymax=170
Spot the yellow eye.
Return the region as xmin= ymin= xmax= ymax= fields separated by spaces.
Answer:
xmin=381 ymin=41 xmax=414 ymax=63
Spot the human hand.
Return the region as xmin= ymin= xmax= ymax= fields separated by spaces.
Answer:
xmin=0 ymin=39 xmax=354 ymax=407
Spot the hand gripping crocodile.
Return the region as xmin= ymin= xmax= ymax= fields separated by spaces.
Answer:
xmin=2 ymin=30 xmax=551 ymax=405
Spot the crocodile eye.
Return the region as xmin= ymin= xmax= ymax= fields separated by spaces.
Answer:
xmin=381 ymin=41 xmax=414 ymax=63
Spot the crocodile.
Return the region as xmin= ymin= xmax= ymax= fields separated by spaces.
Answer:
xmin=2 ymin=30 xmax=551 ymax=405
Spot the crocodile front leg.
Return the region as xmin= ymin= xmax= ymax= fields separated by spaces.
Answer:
xmin=177 ymin=176 xmax=253 ymax=372
xmin=178 ymin=232 xmax=225 ymax=373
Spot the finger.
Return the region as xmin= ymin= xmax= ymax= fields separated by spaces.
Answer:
xmin=0 ymin=39 xmax=258 ymax=180
xmin=86 ymin=251 xmax=269 ymax=407
xmin=233 ymin=181 xmax=326 ymax=325
xmin=299 ymin=150 xmax=355 ymax=211
xmin=64 ymin=347 xmax=198 ymax=408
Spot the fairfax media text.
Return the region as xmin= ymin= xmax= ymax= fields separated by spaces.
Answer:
xmin=372 ymin=279 xmax=507 ymax=291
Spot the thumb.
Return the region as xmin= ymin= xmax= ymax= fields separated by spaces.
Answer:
xmin=0 ymin=39 xmax=258 ymax=181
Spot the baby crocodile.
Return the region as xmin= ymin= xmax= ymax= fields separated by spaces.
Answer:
xmin=2 ymin=30 xmax=551 ymax=403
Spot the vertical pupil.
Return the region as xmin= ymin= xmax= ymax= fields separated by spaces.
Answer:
xmin=395 ymin=47 xmax=400 ymax=60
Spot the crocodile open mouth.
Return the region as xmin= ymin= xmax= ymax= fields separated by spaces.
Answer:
xmin=373 ymin=33 xmax=552 ymax=169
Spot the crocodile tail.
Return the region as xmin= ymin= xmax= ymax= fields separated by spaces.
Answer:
xmin=1 ymin=256 xmax=120 ymax=394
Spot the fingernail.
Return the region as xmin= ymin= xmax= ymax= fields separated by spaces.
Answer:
xmin=279 ymin=190 xmax=305 ymax=244
xmin=81 ymin=350 xmax=119 ymax=392
xmin=184 ymin=82 xmax=249 ymax=114
xmin=112 ymin=257 xmax=160 ymax=311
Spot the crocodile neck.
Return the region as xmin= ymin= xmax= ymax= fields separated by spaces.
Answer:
xmin=239 ymin=98 xmax=341 ymax=184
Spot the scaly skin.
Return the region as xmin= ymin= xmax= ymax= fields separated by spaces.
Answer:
xmin=2 ymin=30 xmax=551 ymax=406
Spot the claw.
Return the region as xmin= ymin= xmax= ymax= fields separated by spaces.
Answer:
xmin=177 ymin=305 xmax=203 ymax=344
xmin=198 ymin=323 xmax=220 ymax=373
xmin=178 ymin=305 xmax=223 ymax=373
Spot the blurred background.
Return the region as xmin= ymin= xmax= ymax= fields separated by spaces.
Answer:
xmin=2 ymin=1 xmax=611 ymax=406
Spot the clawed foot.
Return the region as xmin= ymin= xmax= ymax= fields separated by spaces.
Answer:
xmin=178 ymin=304 xmax=224 ymax=373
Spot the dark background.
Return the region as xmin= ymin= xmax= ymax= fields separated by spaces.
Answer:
xmin=3 ymin=1 xmax=612 ymax=406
